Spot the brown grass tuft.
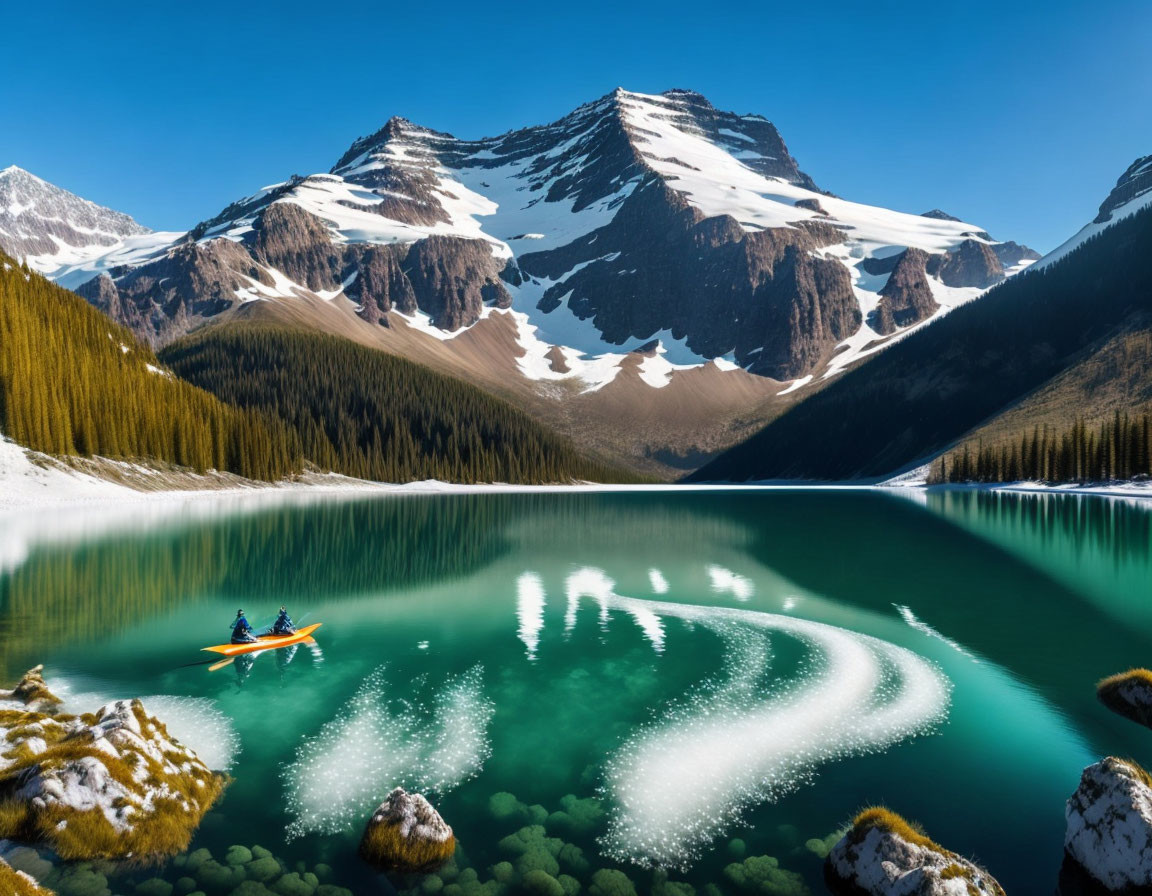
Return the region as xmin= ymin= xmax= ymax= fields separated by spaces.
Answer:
xmin=0 ymin=858 xmax=53 ymax=896
xmin=359 ymin=820 xmax=455 ymax=873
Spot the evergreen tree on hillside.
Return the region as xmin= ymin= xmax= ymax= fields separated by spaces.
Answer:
xmin=931 ymin=412 xmax=1152 ymax=484
xmin=160 ymin=325 xmax=633 ymax=484
xmin=0 ymin=254 xmax=300 ymax=480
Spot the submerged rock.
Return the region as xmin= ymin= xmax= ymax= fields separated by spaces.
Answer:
xmin=1097 ymin=670 xmax=1152 ymax=729
xmin=0 ymin=683 xmax=227 ymax=861
xmin=723 ymin=855 xmax=808 ymax=895
xmin=1064 ymin=757 xmax=1152 ymax=891
xmin=825 ymin=808 xmax=1004 ymax=895
xmin=360 ymin=788 xmax=456 ymax=873
xmin=0 ymin=666 xmax=62 ymax=713
xmin=0 ymin=856 xmax=55 ymax=896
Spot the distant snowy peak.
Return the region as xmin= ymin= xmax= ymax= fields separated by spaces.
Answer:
xmin=1034 ymin=154 xmax=1152 ymax=271
xmin=0 ymin=166 xmax=151 ymax=271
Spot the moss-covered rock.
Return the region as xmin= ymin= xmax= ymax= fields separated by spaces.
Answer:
xmin=245 ymin=857 xmax=283 ymax=883
xmin=723 ymin=855 xmax=808 ymax=895
xmin=557 ymin=874 xmax=580 ymax=896
xmin=826 ymin=808 xmax=1004 ymax=895
xmin=271 ymin=872 xmax=315 ymax=896
xmin=359 ymin=788 xmax=455 ymax=873
xmin=521 ymin=870 xmax=565 ymax=896
xmin=0 ymin=856 xmax=55 ymax=896
xmin=134 ymin=879 xmax=173 ymax=896
xmin=1098 ymin=669 xmax=1152 ymax=729
xmin=0 ymin=666 xmax=62 ymax=712
xmin=194 ymin=858 xmax=245 ymax=891
xmin=0 ymin=687 xmax=227 ymax=862
xmin=225 ymin=846 xmax=254 ymax=867
xmin=489 ymin=862 xmax=516 ymax=885
xmin=587 ymin=870 xmax=636 ymax=896
xmin=53 ymin=866 xmax=110 ymax=896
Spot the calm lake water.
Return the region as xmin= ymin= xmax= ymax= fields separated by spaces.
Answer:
xmin=3 ymin=488 xmax=1152 ymax=896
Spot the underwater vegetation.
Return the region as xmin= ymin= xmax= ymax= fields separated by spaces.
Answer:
xmin=0 ymin=840 xmax=354 ymax=896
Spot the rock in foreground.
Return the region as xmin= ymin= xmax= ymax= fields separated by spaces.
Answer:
xmin=0 ymin=857 xmax=54 ymax=896
xmin=0 ymin=668 xmax=227 ymax=861
xmin=0 ymin=665 xmax=62 ymax=713
xmin=1064 ymin=757 xmax=1152 ymax=891
xmin=825 ymin=807 xmax=1005 ymax=895
xmin=360 ymin=787 xmax=456 ymax=873
xmin=1097 ymin=670 xmax=1152 ymax=729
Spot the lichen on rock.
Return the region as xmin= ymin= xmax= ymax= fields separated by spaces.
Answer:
xmin=825 ymin=807 xmax=1004 ymax=895
xmin=360 ymin=787 xmax=456 ymax=873
xmin=0 ymin=668 xmax=227 ymax=862
xmin=1097 ymin=669 xmax=1152 ymax=729
xmin=1064 ymin=756 xmax=1152 ymax=891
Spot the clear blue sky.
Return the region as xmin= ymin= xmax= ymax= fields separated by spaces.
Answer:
xmin=3 ymin=0 xmax=1150 ymax=252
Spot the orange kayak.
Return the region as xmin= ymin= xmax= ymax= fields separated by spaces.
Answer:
xmin=202 ymin=623 xmax=323 ymax=656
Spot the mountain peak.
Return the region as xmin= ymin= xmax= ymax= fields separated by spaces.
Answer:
xmin=0 ymin=168 xmax=150 ymax=268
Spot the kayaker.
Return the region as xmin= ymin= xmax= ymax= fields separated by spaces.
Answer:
xmin=271 ymin=606 xmax=296 ymax=636
xmin=231 ymin=609 xmax=257 ymax=644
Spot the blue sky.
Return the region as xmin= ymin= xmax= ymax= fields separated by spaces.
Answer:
xmin=3 ymin=0 xmax=1150 ymax=252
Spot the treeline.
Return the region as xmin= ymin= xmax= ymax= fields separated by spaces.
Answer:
xmin=0 ymin=256 xmax=300 ymax=479
xmin=689 ymin=203 xmax=1152 ymax=482
xmin=931 ymin=412 xmax=1152 ymax=483
xmin=160 ymin=325 xmax=633 ymax=484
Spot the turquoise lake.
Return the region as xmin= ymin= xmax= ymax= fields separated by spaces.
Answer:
xmin=3 ymin=488 xmax=1152 ymax=896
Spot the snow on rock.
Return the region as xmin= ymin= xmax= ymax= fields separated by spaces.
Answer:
xmin=826 ymin=808 xmax=1005 ymax=895
xmin=359 ymin=787 xmax=456 ymax=873
xmin=1064 ymin=757 xmax=1152 ymax=890
xmin=1035 ymin=155 xmax=1152 ymax=272
xmin=0 ymin=665 xmax=62 ymax=713
xmin=0 ymin=668 xmax=227 ymax=860
xmin=0 ymin=166 xmax=153 ymax=275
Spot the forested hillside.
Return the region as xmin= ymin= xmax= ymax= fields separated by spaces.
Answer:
xmin=689 ymin=205 xmax=1152 ymax=482
xmin=931 ymin=413 xmax=1152 ymax=483
xmin=160 ymin=326 xmax=634 ymax=484
xmin=0 ymin=254 xmax=300 ymax=479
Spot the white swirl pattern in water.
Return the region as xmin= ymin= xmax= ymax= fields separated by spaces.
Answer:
xmin=556 ymin=567 xmax=951 ymax=868
xmin=283 ymin=664 xmax=493 ymax=837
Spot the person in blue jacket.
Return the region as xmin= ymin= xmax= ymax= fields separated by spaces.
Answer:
xmin=271 ymin=606 xmax=296 ymax=636
xmin=231 ymin=609 xmax=257 ymax=644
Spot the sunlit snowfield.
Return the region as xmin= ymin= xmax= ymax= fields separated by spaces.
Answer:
xmin=3 ymin=489 xmax=1151 ymax=895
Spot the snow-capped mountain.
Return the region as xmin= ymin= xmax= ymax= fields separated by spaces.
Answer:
xmin=60 ymin=88 xmax=1035 ymax=386
xmin=0 ymin=166 xmax=159 ymax=273
xmin=1034 ymin=154 xmax=1152 ymax=270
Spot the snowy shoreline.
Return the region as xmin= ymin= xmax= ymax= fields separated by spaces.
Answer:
xmin=6 ymin=430 xmax=1152 ymax=577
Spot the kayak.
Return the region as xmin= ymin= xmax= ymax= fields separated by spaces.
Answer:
xmin=202 ymin=623 xmax=323 ymax=656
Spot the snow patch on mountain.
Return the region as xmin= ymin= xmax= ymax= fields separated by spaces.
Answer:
xmin=0 ymin=166 xmax=153 ymax=273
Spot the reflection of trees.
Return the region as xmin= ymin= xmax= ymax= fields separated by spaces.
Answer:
xmin=0 ymin=491 xmax=762 ymax=681
xmin=0 ymin=496 xmax=514 ymax=678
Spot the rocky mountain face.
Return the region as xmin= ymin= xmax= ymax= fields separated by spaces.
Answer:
xmin=689 ymin=154 xmax=1152 ymax=482
xmin=0 ymin=166 xmax=151 ymax=271
xmin=52 ymin=89 xmax=1033 ymax=383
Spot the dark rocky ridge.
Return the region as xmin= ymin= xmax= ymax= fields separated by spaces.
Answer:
xmin=871 ymin=248 xmax=938 ymax=335
xmin=522 ymin=178 xmax=860 ymax=379
xmin=926 ymin=238 xmax=1005 ymax=289
xmin=1095 ymin=155 xmax=1152 ymax=223
xmin=83 ymin=201 xmax=513 ymax=343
